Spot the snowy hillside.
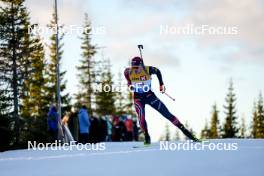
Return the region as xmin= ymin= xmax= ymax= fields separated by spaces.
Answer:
xmin=0 ymin=139 xmax=264 ymax=176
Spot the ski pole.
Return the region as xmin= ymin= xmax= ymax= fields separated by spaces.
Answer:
xmin=138 ymin=44 xmax=143 ymax=59
xmin=163 ymin=92 xmax=176 ymax=101
xmin=137 ymin=44 xmax=175 ymax=101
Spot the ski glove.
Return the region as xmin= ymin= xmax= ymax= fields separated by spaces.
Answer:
xmin=160 ymin=85 xmax=166 ymax=94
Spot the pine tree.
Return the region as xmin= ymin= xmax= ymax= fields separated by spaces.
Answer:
xmin=20 ymin=8 xmax=33 ymax=119
xmin=173 ymin=129 xmax=180 ymax=141
xmin=115 ymin=70 xmax=126 ymax=116
xmin=20 ymin=35 xmax=50 ymax=143
xmin=124 ymin=91 xmax=136 ymax=116
xmin=159 ymin=123 xmax=171 ymax=141
xmin=209 ymin=103 xmax=219 ymax=138
xmin=201 ymin=119 xmax=210 ymax=139
xmin=95 ymin=59 xmax=116 ymax=116
xmin=45 ymin=11 xmax=70 ymax=114
xmin=123 ymin=61 xmax=136 ymax=117
xmin=0 ymin=82 xmax=13 ymax=151
xmin=222 ymin=80 xmax=239 ymax=138
xmin=164 ymin=123 xmax=171 ymax=141
xmin=239 ymin=116 xmax=246 ymax=138
xmin=75 ymin=13 xmax=96 ymax=114
xmin=0 ymin=0 xmax=33 ymax=144
xmin=20 ymin=25 xmax=44 ymax=115
xmin=255 ymin=93 xmax=264 ymax=138
xmin=251 ymin=101 xmax=258 ymax=138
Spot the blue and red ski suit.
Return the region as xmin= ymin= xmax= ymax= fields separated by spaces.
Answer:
xmin=124 ymin=66 xmax=182 ymax=135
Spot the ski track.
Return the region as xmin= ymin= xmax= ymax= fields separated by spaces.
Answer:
xmin=0 ymin=148 xmax=159 ymax=161
xmin=1 ymin=145 xmax=264 ymax=162
xmin=0 ymin=140 xmax=264 ymax=176
xmin=1 ymin=140 xmax=264 ymax=162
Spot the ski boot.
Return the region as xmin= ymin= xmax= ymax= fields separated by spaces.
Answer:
xmin=178 ymin=124 xmax=201 ymax=142
xmin=144 ymin=133 xmax=151 ymax=145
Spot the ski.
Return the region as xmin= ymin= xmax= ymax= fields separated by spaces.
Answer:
xmin=132 ymin=144 xmax=153 ymax=149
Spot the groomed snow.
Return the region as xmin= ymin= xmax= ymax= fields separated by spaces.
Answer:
xmin=0 ymin=139 xmax=264 ymax=176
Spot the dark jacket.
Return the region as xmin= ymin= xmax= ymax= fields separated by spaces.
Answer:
xmin=47 ymin=106 xmax=59 ymax=131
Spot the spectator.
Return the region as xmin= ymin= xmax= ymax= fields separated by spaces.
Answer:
xmin=47 ymin=105 xmax=59 ymax=142
xmin=89 ymin=116 xmax=100 ymax=143
xmin=125 ymin=116 xmax=134 ymax=141
xmin=62 ymin=112 xmax=75 ymax=143
xmin=68 ymin=107 xmax=79 ymax=142
xmin=112 ymin=116 xmax=126 ymax=141
xmin=120 ymin=116 xmax=128 ymax=141
xmin=78 ymin=105 xmax=90 ymax=144
xmin=98 ymin=116 xmax=108 ymax=142
xmin=112 ymin=116 xmax=120 ymax=141
xmin=62 ymin=112 xmax=70 ymax=126
xmin=106 ymin=116 xmax=112 ymax=141
xmin=133 ymin=117 xmax=139 ymax=141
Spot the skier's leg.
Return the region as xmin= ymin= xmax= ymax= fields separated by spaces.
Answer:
xmin=134 ymin=98 xmax=150 ymax=144
xmin=134 ymin=98 xmax=147 ymax=133
xmin=147 ymin=93 xmax=181 ymax=126
xmin=147 ymin=93 xmax=199 ymax=141
xmin=177 ymin=124 xmax=200 ymax=141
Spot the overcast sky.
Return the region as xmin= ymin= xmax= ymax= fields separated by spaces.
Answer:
xmin=25 ymin=0 xmax=264 ymax=141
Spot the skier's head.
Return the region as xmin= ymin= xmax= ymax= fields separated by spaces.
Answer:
xmin=131 ymin=56 xmax=144 ymax=67
xmin=50 ymin=105 xmax=57 ymax=112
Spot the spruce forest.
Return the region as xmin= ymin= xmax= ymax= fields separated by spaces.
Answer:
xmin=0 ymin=0 xmax=263 ymax=151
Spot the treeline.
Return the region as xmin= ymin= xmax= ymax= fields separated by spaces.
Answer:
xmin=0 ymin=0 xmax=133 ymax=151
xmin=160 ymin=80 xmax=264 ymax=141
xmin=200 ymin=80 xmax=264 ymax=139
xmin=1 ymin=1 xmax=263 ymax=151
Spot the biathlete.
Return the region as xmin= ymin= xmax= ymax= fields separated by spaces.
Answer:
xmin=124 ymin=56 xmax=199 ymax=144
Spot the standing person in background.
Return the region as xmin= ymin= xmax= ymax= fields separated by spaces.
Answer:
xmin=89 ymin=116 xmax=100 ymax=143
xmin=106 ymin=116 xmax=112 ymax=141
xmin=112 ymin=116 xmax=122 ymax=141
xmin=69 ymin=107 xmax=79 ymax=142
xmin=125 ymin=116 xmax=134 ymax=141
xmin=119 ymin=117 xmax=127 ymax=141
xmin=62 ymin=112 xmax=74 ymax=143
xmin=133 ymin=117 xmax=139 ymax=141
xmin=98 ymin=116 xmax=108 ymax=142
xmin=62 ymin=112 xmax=70 ymax=126
xmin=47 ymin=105 xmax=59 ymax=142
xmin=78 ymin=105 xmax=90 ymax=144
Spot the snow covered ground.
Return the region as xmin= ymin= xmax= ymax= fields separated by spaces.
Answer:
xmin=0 ymin=139 xmax=264 ymax=176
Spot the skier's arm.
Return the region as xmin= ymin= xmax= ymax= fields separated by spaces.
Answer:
xmin=124 ymin=68 xmax=131 ymax=86
xmin=149 ymin=66 xmax=164 ymax=86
